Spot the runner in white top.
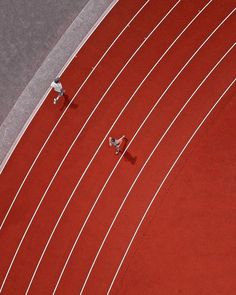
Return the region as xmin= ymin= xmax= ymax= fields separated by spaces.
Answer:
xmin=51 ymin=77 xmax=65 ymax=104
xmin=109 ymin=135 xmax=126 ymax=155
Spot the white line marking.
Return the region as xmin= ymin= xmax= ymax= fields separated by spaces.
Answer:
xmin=0 ymin=0 xmax=119 ymax=175
xmin=0 ymin=0 xmax=151 ymax=231
xmin=41 ymin=2 xmax=215 ymax=294
xmin=81 ymin=43 xmax=235 ymax=294
xmin=107 ymin=77 xmax=235 ymax=294
xmin=23 ymin=1 xmax=183 ymax=294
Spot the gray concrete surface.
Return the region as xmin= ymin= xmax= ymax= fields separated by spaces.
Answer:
xmin=0 ymin=0 xmax=89 ymax=124
xmin=0 ymin=0 xmax=116 ymax=171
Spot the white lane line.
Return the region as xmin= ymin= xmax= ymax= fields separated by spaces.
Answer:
xmin=107 ymin=77 xmax=236 ymax=294
xmin=0 ymin=1 xmax=180 ymax=293
xmin=81 ymin=43 xmax=235 ymax=294
xmin=48 ymin=2 xmax=213 ymax=294
xmin=0 ymin=0 xmax=119 ymax=175
xmin=23 ymin=1 xmax=183 ymax=294
xmin=0 ymin=0 xmax=151 ymax=231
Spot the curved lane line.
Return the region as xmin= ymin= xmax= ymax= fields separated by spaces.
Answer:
xmin=81 ymin=43 xmax=235 ymax=294
xmin=0 ymin=0 xmax=180 ymax=292
xmin=107 ymin=77 xmax=236 ymax=294
xmin=45 ymin=2 xmax=214 ymax=293
xmin=0 ymin=0 xmax=151 ymax=231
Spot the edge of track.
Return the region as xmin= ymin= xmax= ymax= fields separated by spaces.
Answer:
xmin=0 ymin=0 xmax=118 ymax=174
xmin=0 ymin=0 xmax=151 ymax=232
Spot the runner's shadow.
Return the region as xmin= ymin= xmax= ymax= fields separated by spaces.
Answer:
xmin=123 ymin=150 xmax=137 ymax=165
xmin=60 ymin=94 xmax=78 ymax=111
xmin=121 ymin=138 xmax=137 ymax=165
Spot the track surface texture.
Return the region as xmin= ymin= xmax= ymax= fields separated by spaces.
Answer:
xmin=0 ymin=0 xmax=235 ymax=294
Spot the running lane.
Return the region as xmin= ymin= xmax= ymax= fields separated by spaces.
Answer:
xmin=28 ymin=1 xmax=235 ymax=294
xmin=82 ymin=29 xmax=235 ymax=295
xmin=52 ymin=4 xmax=235 ymax=294
xmin=0 ymin=0 xmax=182 ymax=293
xmin=107 ymin=73 xmax=236 ymax=295
xmin=24 ymin=1 xmax=212 ymax=293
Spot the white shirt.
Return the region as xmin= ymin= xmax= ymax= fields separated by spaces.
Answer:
xmin=51 ymin=81 xmax=63 ymax=93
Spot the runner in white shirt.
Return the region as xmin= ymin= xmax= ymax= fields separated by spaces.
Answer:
xmin=109 ymin=135 xmax=126 ymax=155
xmin=51 ymin=77 xmax=65 ymax=104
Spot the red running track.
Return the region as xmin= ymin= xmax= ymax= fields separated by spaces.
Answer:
xmin=0 ymin=0 xmax=235 ymax=294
